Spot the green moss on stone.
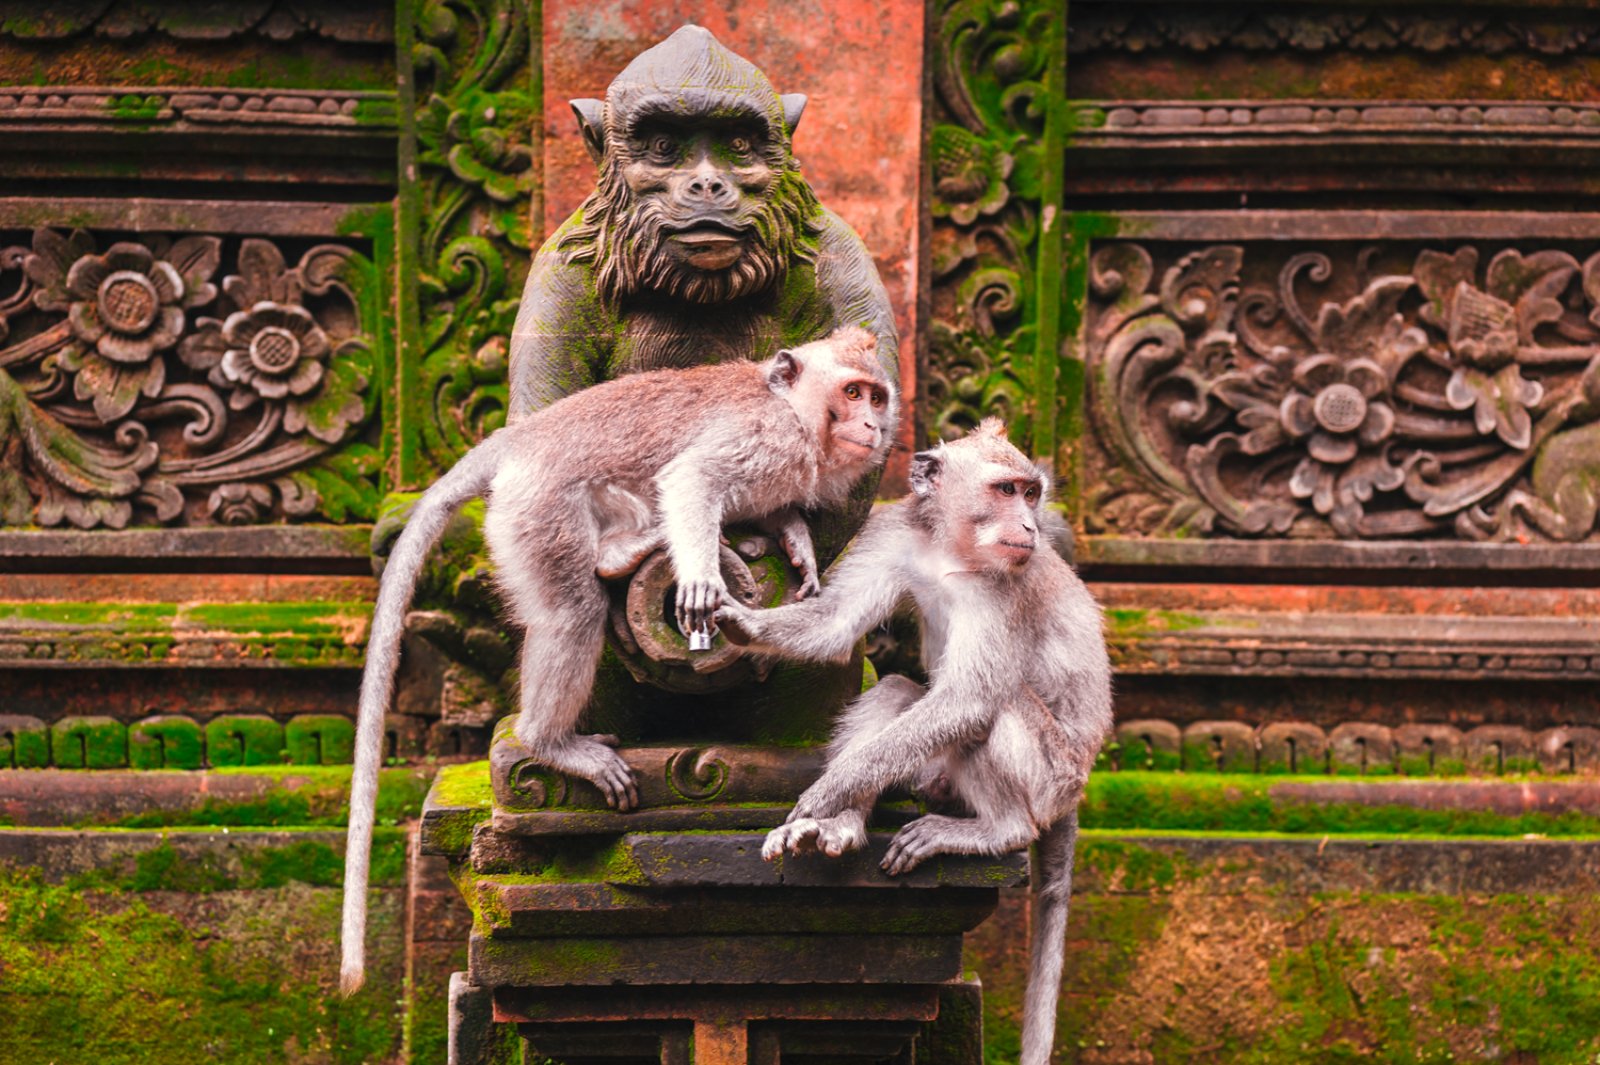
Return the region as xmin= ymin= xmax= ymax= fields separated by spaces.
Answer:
xmin=129 ymin=716 xmax=205 ymax=771
xmin=51 ymin=716 xmax=128 ymax=769
xmin=205 ymin=715 xmax=285 ymax=768
xmin=104 ymin=766 xmax=431 ymax=829
xmin=284 ymin=715 xmax=357 ymax=765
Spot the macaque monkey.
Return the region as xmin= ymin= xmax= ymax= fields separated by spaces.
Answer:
xmin=340 ymin=326 xmax=896 ymax=994
xmin=716 ymin=419 xmax=1111 ymax=1065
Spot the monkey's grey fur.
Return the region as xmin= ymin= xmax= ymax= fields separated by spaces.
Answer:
xmin=341 ymin=327 xmax=895 ymax=995
xmin=717 ymin=419 xmax=1111 ymax=1065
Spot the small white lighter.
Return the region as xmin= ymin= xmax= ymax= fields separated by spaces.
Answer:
xmin=687 ymin=630 xmax=713 ymax=652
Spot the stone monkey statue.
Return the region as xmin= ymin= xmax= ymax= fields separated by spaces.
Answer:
xmin=508 ymin=23 xmax=899 ymax=557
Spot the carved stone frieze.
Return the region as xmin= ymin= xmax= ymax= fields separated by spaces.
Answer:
xmin=0 ymin=0 xmax=392 ymax=43
xmin=0 ymin=88 xmax=397 ymax=132
xmin=1068 ymin=6 xmax=1600 ymax=57
xmin=1075 ymin=101 xmax=1600 ymax=142
xmin=1086 ymin=238 xmax=1600 ymax=542
xmin=0 ymin=228 xmax=379 ymax=529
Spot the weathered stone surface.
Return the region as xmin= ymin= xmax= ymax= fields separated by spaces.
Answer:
xmin=470 ymin=931 xmax=962 ymax=988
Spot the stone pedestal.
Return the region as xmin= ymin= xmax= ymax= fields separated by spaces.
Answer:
xmin=424 ymin=732 xmax=1022 ymax=1064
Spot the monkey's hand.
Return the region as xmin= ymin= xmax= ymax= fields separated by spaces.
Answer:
xmin=675 ymin=575 xmax=727 ymax=644
xmin=713 ymin=601 xmax=762 ymax=647
xmin=778 ymin=526 xmax=822 ymax=600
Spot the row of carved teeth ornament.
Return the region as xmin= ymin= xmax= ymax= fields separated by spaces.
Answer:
xmin=1087 ymin=244 xmax=1600 ymax=542
xmin=0 ymin=229 xmax=371 ymax=529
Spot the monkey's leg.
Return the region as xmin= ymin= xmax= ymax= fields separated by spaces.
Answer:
xmin=512 ymin=586 xmax=639 ymax=811
xmin=770 ymin=508 xmax=821 ymax=599
xmin=764 ymin=676 xmax=926 ymax=861
xmin=594 ymin=530 xmax=662 ymax=579
xmin=881 ymin=810 xmax=1038 ymax=876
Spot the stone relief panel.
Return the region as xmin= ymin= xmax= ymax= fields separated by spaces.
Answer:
xmin=0 ymin=228 xmax=379 ymax=529
xmin=927 ymin=0 xmax=1055 ymax=445
xmin=1085 ymin=238 xmax=1600 ymax=542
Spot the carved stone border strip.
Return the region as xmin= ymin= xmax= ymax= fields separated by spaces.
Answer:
xmin=0 ymin=527 xmax=371 ymax=570
xmin=1074 ymin=100 xmax=1600 ymax=142
xmin=0 ymin=198 xmax=382 ymax=238
xmin=1081 ymin=537 xmax=1600 ymax=575
xmin=0 ymin=87 xmax=397 ymax=132
xmin=1099 ymin=210 xmax=1600 ymax=243
xmin=1111 ymin=720 xmax=1600 ymax=775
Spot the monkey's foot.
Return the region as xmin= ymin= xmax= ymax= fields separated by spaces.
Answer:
xmin=812 ymin=811 xmax=867 ymax=857
xmin=882 ymin=815 xmax=965 ymax=876
xmin=531 ymin=734 xmax=639 ymax=811
xmin=761 ymin=818 xmax=821 ymax=861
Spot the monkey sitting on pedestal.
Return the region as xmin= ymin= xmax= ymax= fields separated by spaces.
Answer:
xmin=715 ymin=419 xmax=1111 ymax=1065
xmin=341 ymin=327 xmax=896 ymax=994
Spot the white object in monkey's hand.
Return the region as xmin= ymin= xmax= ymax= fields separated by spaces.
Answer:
xmin=687 ymin=630 xmax=714 ymax=652
xmin=339 ymin=326 xmax=897 ymax=997
xmin=716 ymin=418 xmax=1111 ymax=1065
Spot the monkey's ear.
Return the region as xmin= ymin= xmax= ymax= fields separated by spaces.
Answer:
xmin=781 ymin=93 xmax=807 ymax=135
xmin=571 ymin=99 xmax=606 ymax=164
xmin=768 ymin=349 xmax=801 ymax=391
xmin=910 ymin=450 xmax=944 ymax=497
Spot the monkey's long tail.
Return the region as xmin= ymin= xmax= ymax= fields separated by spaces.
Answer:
xmin=1020 ymin=810 xmax=1079 ymax=1065
xmin=340 ymin=432 xmax=509 ymax=997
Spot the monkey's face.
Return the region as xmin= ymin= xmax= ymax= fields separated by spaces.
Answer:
xmin=959 ymin=462 xmax=1044 ymax=571
xmin=620 ymin=112 xmax=779 ymax=272
xmin=913 ymin=422 xmax=1047 ymax=574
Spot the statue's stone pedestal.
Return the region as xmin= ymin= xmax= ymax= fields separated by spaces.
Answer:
xmin=424 ymin=733 xmax=1023 ymax=1064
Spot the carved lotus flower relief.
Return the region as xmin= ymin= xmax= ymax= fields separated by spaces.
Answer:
xmin=214 ymin=302 xmax=329 ymax=408
xmin=1279 ymin=355 xmax=1397 ymax=514
xmin=56 ymin=244 xmax=186 ymax=420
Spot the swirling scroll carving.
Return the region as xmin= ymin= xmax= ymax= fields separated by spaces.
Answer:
xmin=411 ymin=0 xmax=536 ymax=474
xmin=1087 ymin=242 xmax=1600 ymax=542
xmin=927 ymin=0 xmax=1054 ymax=444
xmin=0 ymin=229 xmax=377 ymax=529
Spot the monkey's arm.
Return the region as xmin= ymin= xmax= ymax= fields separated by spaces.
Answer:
xmin=655 ymin=443 xmax=732 ymax=638
xmin=718 ymin=515 xmax=911 ymax=662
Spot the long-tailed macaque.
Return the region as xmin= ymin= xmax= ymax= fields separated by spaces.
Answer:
xmin=716 ymin=420 xmax=1111 ymax=1065
xmin=340 ymin=327 xmax=896 ymax=994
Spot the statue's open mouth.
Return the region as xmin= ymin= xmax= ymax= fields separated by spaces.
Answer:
xmin=672 ymin=223 xmax=745 ymax=246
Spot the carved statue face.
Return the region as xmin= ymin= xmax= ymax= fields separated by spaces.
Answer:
xmin=560 ymin=26 xmax=820 ymax=306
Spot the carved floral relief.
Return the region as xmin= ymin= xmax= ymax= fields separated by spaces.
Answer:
xmin=0 ymin=229 xmax=378 ymax=529
xmin=1087 ymin=243 xmax=1600 ymax=542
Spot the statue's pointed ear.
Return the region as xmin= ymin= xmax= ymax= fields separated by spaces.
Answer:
xmin=910 ymin=449 xmax=944 ymax=497
xmin=768 ymin=349 xmax=801 ymax=391
xmin=571 ymin=99 xmax=606 ymax=164
xmin=780 ymin=93 xmax=807 ymax=136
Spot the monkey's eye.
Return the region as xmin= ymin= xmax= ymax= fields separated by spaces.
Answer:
xmin=844 ymin=383 xmax=862 ymax=401
xmin=647 ymin=134 xmax=676 ymax=159
xmin=996 ymin=482 xmax=1017 ymax=497
xmin=730 ymin=135 xmax=752 ymax=154
xmin=1024 ymin=485 xmax=1040 ymax=503
xmin=871 ymin=389 xmax=887 ymax=407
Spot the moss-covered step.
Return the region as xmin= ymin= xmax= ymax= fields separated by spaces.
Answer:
xmin=970 ymin=832 xmax=1600 ymax=1064
xmin=0 ymin=600 xmax=372 ymax=667
xmin=0 ymin=826 xmax=408 ymax=1065
xmin=1079 ymin=771 xmax=1600 ymax=838
xmin=0 ymin=765 xmax=431 ymax=828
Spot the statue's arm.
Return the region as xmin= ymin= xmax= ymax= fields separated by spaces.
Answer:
xmin=813 ymin=208 xmax=900 ymax=386
xmin=507 ymin=237 xmax=611 ymax=417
